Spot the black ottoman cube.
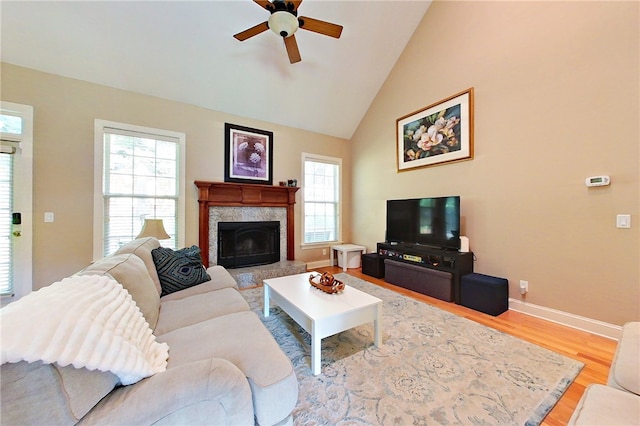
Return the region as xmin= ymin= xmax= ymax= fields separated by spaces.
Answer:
xmin=460 ymin=273 xmax=508 ymax=316
xmin=361 ymin=253 xmax=384 ymax=278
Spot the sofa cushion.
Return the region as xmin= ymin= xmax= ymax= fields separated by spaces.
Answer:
xmin=78 ymin=359 xmax=254 ymax=426
xmin=608 ymin=321 xmax=640 ymax=395
xmin=79 ymin=253 xmax=160 ymax=329
xmin=160 ymin=265 xmax=239 ymax=302
xmin=1 ymin=361 xmax=119 ymax=425
xmin=152 ymin=246 xmax=211 ymax=297
xmin=157 ymin=311 xmax=298 ymax=426
xmin=115 ymin=237 xmax=163 ymax=294
xmin=155 ymin=288 xmax=250 ymax=335
xmin=568 ymin=383 xmax=640 ymax=425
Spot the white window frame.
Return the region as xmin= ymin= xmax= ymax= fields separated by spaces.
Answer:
xmin=93 ymin=120 xmax=186 ymax=260
xmin=301 ymin=152 xmax=342 ymax=248
xmin=0 ymin=102 xmax=33 ymax=304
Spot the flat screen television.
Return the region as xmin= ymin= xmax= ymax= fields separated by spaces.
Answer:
xmin=386 ymin=196 xmax=461 ymax=250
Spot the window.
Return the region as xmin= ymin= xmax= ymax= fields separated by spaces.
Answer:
xmin=0 ymin=102 xmax=33 ymax=301
xmin=0 ymin=144 xmax=14 ymax=295
xmin=94 ymin=120 xmax=185 ymax=259
xmin=302 ymin=153 xmax=341 ymax=245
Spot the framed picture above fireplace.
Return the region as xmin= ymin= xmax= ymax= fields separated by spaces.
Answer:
xmin=224 ymin=123 xmax=273 ymax=185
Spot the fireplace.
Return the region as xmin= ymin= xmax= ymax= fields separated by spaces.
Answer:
xmin=218 ymin=221 xmax=280 ymax=269
xmin=195 ymin=181 xmax=299 ymax=267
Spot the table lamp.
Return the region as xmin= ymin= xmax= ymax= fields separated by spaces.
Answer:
xmin=136 ymin=219 xmax=170 ymax=240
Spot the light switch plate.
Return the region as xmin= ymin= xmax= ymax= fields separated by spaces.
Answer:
xmin=616 ymin=214 xmax=631 ymax=229
xmin=44 ymin=212 xmax=54 ymax=223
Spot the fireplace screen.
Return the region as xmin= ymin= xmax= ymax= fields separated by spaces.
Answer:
xmin=217 ymin=221 xmax=280 ymax=269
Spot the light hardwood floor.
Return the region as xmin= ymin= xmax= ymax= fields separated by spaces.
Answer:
xmin=313 ymin=266 xmax=618 ymax=426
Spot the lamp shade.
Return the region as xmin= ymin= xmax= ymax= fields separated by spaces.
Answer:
xmin=136 ymin=219 xmax=170 ymax=240
xmin=268 ymin=11 xmax=299 ymax=37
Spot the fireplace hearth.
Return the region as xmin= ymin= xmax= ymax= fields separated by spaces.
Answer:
xmin=218 ymin=221 xmax=280 ymax=269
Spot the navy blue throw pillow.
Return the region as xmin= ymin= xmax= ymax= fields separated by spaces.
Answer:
xmin=152 ymin=246 xmax=211 ymax=297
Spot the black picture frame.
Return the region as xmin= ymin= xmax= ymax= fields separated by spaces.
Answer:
xmin=224 ymin=123 xmax=273 ymax=185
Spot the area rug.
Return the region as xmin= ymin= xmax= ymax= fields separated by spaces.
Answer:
xmin=241 ymin=274 xmax=583 ymax=425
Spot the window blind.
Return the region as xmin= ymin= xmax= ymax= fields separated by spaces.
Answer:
xmin=0 ymin=111 xmax=21 ymax=296
xmin=303 ymin=155 xmax=340 ymax=244
xmin=0 ymin=153 xmax=13 ymax=295
xmin=102 ymin=128 xmax=180 ymax=255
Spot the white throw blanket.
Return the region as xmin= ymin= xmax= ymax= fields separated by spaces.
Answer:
xmin=1 ymin=275 xmax=169 ymax=385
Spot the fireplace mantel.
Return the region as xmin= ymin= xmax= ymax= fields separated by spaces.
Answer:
xmin=195 ymin=181 xmax=300 ymax=267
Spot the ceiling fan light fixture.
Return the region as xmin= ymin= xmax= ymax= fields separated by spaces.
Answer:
xmin=268 ymin=11 xmax=299 ymax=38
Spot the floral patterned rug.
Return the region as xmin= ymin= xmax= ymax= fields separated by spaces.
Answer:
xmin=241 ymin=274 xmax=583 ymax=425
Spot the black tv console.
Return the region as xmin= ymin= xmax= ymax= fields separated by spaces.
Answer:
xmin=376 ymin=242 xmax=474 ymax=304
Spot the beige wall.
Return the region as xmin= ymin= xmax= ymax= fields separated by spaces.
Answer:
xmin=1 ymin=64 xmax=351 ymax=290
xmin=350 ymin=1 xmax=639 ymax=325
xmin=2 ymin=1 xmax=638 ymax=326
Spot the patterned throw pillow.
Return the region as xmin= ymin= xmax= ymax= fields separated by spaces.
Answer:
xmin=151 ymin=246 xmax=211 ymax=297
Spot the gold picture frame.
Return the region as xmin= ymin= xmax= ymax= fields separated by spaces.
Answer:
xmin=396 ymin=88 xmax=474 ymax=171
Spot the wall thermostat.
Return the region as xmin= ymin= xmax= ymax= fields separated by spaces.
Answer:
xmin=585 ymin=175 xmax=610 ymax=187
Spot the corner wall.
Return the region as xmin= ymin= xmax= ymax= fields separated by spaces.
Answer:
xmin=1 ymin=64 xmax=351 ymax=290
xmin=350 ymin=1 xmax=639 ymax=325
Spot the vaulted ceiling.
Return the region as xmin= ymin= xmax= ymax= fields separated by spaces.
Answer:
xmin=1 ymin=1 xmax=431 ymax=139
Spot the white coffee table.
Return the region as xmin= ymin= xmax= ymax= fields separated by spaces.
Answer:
xmin=263 ymin=272 xmax=382 ymax=375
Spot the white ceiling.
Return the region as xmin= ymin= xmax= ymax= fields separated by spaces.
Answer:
xmin=1 ymin=1 xmax=431 ymax=139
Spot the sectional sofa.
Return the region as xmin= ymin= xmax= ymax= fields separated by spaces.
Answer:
xmin=568 ymin=321 xmax=639 ymax=425
xmin=1 ymin=237 xmax=298 ymax=425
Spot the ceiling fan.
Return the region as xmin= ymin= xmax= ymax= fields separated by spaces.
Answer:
xmin=233 ymin=0 xmax=343 ymax=64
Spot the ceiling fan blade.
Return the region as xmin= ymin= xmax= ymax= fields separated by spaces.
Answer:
xmin=253 ymin=0 xmax=272 ymax=11
xmin=298 ymin=16 xmax=343 ymax=38
xmin=233 ymin=22 xmax=269 ymax=41
xmin=284 ymin=35 xmax=301 ymax=64
xmin=290 ymin=0 xmax=303 ymax=11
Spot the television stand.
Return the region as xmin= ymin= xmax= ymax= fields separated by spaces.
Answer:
xmin=376 ymin=242 xmax=474 ymax=304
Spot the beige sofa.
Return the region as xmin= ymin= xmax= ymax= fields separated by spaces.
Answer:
xmin=1 ymin=237 xmax=298 ymax=425
xmin=568 ymin=321 xmax=639 ymax=425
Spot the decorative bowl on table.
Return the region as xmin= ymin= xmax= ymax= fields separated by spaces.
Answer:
xmin=309 ymin=272 xmax=345 ymax=294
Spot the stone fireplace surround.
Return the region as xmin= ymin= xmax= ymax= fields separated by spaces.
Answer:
xmin=195 ymin=181 xmax=306 ymax=288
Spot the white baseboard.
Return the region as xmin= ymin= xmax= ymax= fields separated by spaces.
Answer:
xmin=508 ymin=298 xmax=622 ymax=340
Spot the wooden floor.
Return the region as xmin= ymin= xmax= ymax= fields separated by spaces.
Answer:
xmin=313 ymin=266 xmax=618 ymax=426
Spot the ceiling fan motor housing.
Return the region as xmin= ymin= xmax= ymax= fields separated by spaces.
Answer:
xmin=265 ymin=0 xmax=297 ymax=14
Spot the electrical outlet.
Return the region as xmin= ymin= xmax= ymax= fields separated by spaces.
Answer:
xmin=322 ymin=249 xmax=327 ymax=255
xmin=519 ymin=280 xmax=528 ymax=294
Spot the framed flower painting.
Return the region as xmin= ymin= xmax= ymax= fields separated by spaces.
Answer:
xmin=396 ymin=88 xmax=474 ymax=171
xmin=224 ymin=123 xmax=273 ymax=185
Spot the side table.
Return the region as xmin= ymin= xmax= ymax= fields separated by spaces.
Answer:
xmin=330 ymin=244 xmax=366 ymax=272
